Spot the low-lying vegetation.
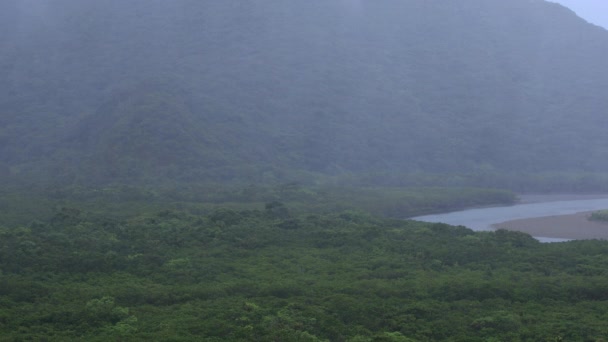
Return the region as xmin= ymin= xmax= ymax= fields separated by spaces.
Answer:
xmin=0 ymin=184 xmax=516 ymax=226
xmin=2 ymin=202 xmax=608 ymax=341
xmin=589 ymin=209 xmax=608 ymax=222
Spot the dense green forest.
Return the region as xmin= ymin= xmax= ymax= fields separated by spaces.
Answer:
xmin=3 ymin=1 xmax=608 ymax=340
xmin=1 ymin=0 xmax=608 ymax=189
xmin=3 ymin=203 xmax=608 ymax=341
xmin=0 ymin=184 xmax=516 ymax=227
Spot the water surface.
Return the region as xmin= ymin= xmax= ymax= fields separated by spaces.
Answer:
xmin=412 ymin=195 xmax=608 ymax=242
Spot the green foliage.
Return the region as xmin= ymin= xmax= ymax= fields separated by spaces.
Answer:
xmin=4 ymin=1 xmax=608 ymax=338
xmin=0 ymin=184 xmax=516 ymax=226
xmin=3 ymin=203 xmax=608 ymax=340
xmin=589 ymin=209 xmax=608 ymax=222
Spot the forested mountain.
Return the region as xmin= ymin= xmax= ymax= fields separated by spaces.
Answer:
xmin=2 ymin=0 xmax=608 ymax=185
xmin=6 ymin=3 xmax=608 ymax=340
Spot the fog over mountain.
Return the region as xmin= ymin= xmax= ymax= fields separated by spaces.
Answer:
xmin=550 ymin=0 xmax=608 ymax=29
xmin=1 ymin=0 xmax=608 ymax=185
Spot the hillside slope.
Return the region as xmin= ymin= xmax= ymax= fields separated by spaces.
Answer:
xmin=1 ymin=0 xmax=608 ymax=185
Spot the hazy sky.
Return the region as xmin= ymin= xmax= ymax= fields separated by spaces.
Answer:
xmin=550 ymin=0 xmax=608 ymax=29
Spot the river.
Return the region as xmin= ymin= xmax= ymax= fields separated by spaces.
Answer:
xmin=412 ymin=195 xmax=608 ymax=242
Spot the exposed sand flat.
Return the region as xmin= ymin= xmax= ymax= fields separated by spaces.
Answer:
xmin=518 ymin=194 xmax=608 ymax=204
xmin=492 ymin=211 xmax=608 ymax=240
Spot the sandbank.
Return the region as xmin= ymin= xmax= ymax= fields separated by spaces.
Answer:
xmin=492 ymin=211 xmax=608 ymax=240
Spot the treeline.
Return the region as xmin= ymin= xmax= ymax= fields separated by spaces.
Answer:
xmin=2 ymin=205 xmax=608 ymax=340
xmin=0 ymin=184 xmax=516 ymax=226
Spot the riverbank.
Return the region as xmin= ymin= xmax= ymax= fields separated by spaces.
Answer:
xmin=413 ymin=194 xmax=608 ymax=241
xmin=493 ymin=211 xmax=608 ymax=240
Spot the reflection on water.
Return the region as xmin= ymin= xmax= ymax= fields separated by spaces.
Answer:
xmin=411 ymin=196 xmax=608 ymax=242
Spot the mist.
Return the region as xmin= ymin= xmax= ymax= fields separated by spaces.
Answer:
xmin=2 ymin=0 xmax=608 ymax=189
xmin=551 ymin=0 xmax=608 ymax=29
xmin=4 ymin=1 xmax=608 ymax=340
